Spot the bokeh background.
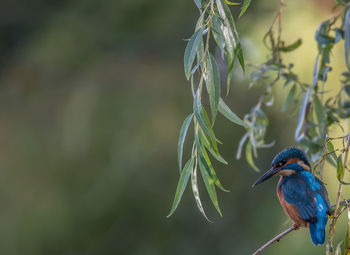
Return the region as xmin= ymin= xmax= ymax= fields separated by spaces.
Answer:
xmin=0 ymin=0 xmax=349 ymax=254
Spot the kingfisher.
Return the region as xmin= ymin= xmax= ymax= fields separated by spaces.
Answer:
xmin=252 ymin=147 xmax=331 ymax=245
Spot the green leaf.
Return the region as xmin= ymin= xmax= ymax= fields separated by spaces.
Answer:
xmin=335 ymin=241 xmax=343 ymax=255
xmin=314 ymin=95 xmax=326 ymax=139
xmin=345 ymin=8 xmax=350 ymax=71
xmin=212 ymin=16 xmax=225 ymax=51
xmin=199 ymin=130 xmax=228 ymax=164
xmin=193 ymin=88 xmax=216 ymax=139
xmin=191 ymin=163 xmax=212 ymax=222
xmin=236 ymin=133 xmax=249 ymax=159
xmin=198 ymin=159 xmax=222 ymax=216
xmin=239 ymin=0 xmax=252 ymax=18
xmin=327 ymin=141 xmax=337 ymax=162
xmin=184 ymin=29 xmax=203 ymax=80
xmin=218 ymin=98 xmax=246 ymax=127
xmin=193 ymin=0 xmax=202 ymax=9
xmin=312 ymin=55 xmax=320 ymax=87
xmin=337 ymin=155 xmax=344 ymax=181
xmin=345 ymin=85 xmax=350 ymax=96
xmin=280 ymin=39 xmax=302 ymax=52
xmin=196 ymin=134 xmax=229 ymax=192
xmin=178 ymin=114 xmax=194 ymax=172
xmin=234 ymin=42 xmax=245 ymax=73
xmin=246 ymin=141 xmax=260 ymax=172
xmin=282 ymin=84 xmax=296 ymax=112
xmin=216 ymin=0 xmax=240 ymax=93
xmin=295 ymin=87 xmax=311 ymax=141
xmin=225 ymin=0 xmax=240 ymax=5
xmin=167 ymin=158 xmax=195 ymax=217
xmin=206 ymin=53 xmax=221 ymax=122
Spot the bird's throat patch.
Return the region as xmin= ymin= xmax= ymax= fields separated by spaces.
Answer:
xmin=278 ymin=169 xmax=296 ymax=176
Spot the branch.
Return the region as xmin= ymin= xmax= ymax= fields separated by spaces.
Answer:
xmin=327 ymin=133 xmax=350 ymax=254
xmin=252 ymin=225 xmax=297 ymax=255
xmin=252 ymin=199 xmax=350 ymax=255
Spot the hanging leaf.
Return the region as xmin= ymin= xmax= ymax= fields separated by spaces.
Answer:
xmin=191 ymin=164 xmax=212 ymax=222
xmin=327 ymin=140 xmax=338 ymax=162
xmin=239 ymin=0 xmax=253 ymax=18
xmin=211 ymin=16 xmax=225 ymax=51
xmin=282 ymin=84 xmax=296 ymax=112
xmin=345 ymin=8 xmax=350 ymax=71
xmin=193 ymin=88 xmax=216 ymax=139
xmin=314 ymin=95 xmax=326 ymax=139
xmin=312 ymin=55 xmax=320 ymax=87
xmin=295 ymin=87 xmax=311 ymax=141
xmin=335 ymin=241 xmax=343 ymax=255
xmin=218 ymin=98 xmax=247 ymax=127
xmin=195 ymin=134 xmax=229 ymax=192
xmin=337 ymin=155 xmax=344 ymax=181
xmin=236 ymin=133 xmax=249 ymax=159
xmin=280 ymin=39 xmax=302 ymax=52
xmin=246 ymin=141 xmax=260 ymax=172
xmin=199 ymin=130 xmax=228 ymax=164
xmin=178 ymin=114 xmax=194 ymax=172
xmin=198 ymin=159 xmax=222 ymax=216
xmin=167 ymin=158 xmax=195 ymax=217
xmin=184 ymin=29 xmax=203 ymax=80
xmin=235 ymin=42 xmax=245 ymax=73
xmin=216 ymin=0 xmax=242 ymax=93
xmin=193 ymin=0 xmax=202 ymax=9
xmin=226 ymin=0 xmax=240 ymax=5
xmin=206 ymin=53 xmax=221 ymax=122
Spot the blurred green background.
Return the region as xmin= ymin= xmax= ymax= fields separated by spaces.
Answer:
xmin=0 ymin=0 xmax=349 ymax=254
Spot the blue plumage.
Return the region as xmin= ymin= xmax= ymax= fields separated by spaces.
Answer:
xmin=279 ymin=172 xmax=330 ymax=245
xmin=253 ymin=147 xmax=331 ymax=246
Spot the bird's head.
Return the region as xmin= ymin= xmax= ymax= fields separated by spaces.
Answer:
xmin=252 ymin=147 xmax=311 ymax=187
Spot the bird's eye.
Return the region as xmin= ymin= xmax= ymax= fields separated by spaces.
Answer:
xmin=278 ymin=160 xmax=286 ymax=167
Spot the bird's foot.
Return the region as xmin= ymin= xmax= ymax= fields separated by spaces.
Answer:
xmin=293 ymin=224 xmax=300 ymax=230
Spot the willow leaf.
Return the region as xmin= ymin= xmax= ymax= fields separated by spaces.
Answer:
xmin=239 ymin=0 xmax=252 ymax=18
xmin=345 ymin=8 xmax=350 ymax=71
xmin=198 ymin=159 xmax=222 ymax=216
xmin=193 ymin=0 xmax=202 ymax=9
xmin=219 ymin=98 xmax=246 ymax=127
xmin=193 ymin=88 xmax=216 ymax=139
xmin=246 ymin=141 xmax=260 ymax=172
xmin=191 ymin=163 xmax=212 ymax=222
xmin=216 ymin=0 xmax=239 ymax=93
xmin=178 ymin=114 xmax=194 ymax=172
xmin=282 ymin=84 xmax=296 ymax=112
xmin=295 ymin=87 xmax=311 ymax=141
xmin=206 ymin=53 xmax=221 ymax=122
xmin=167 ymin=158 xmax=195 ymax=217
xmin=184 ymin=29 xmax=203 ymax=80
xmin=195 ymin=134 xmax=229 ymax=192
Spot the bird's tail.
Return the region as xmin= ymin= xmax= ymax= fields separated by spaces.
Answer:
xmin=309 ymin=221 xmax=325 ymax=245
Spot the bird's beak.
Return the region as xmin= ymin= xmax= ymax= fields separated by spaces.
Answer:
xmin=252 ymin=166 xmax=282 ymax=187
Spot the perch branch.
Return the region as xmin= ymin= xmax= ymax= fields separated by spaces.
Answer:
xmin=252 ymin=225 xmax=297 ymax=255
xmin=252 ymin=199 xmax=350 ymax=255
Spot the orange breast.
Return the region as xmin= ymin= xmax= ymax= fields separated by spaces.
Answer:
xmin=277 ymin=177 xmax=308 ymax=228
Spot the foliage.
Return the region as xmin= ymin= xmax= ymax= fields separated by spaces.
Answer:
xmin=170 ymin=0 xmax=350 ymax=253
xmin=168 ymin=0 xmax=248 ymax=220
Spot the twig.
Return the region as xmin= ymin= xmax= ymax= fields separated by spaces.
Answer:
xmin=327 ymin=133 xmax=350 ymax=253
xmin=252 ymin=199 xmax=350 ymax=255
xmin=252 ymin=225 xmax=297 ymax=255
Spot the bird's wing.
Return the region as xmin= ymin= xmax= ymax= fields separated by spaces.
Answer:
xmin=315 ymin=178 xmax=332 ymax=213
xmin=281 ymin=175 xmax=317 ymax=221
